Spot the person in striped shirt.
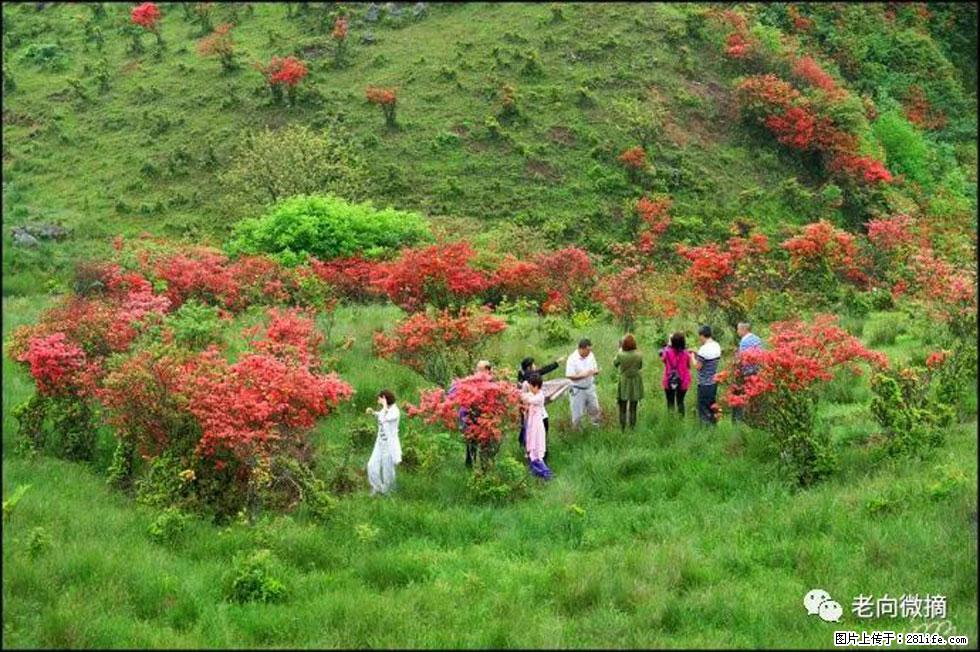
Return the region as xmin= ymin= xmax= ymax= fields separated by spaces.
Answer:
xmin=692 ymin=325 xmax=722 ymax=426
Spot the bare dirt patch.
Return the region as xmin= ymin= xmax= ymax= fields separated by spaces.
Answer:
xmin=546 ymin=126 xmax=575 ymax=146
xmin=525 ymin=158 xmax=560 ymax=182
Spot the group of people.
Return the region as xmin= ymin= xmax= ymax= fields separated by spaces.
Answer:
xmin=364 ymin=322 xmax=766 ymax=494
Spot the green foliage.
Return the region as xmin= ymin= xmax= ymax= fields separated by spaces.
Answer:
xmin=542 ymin=316 xmax=571 ymax=346
xmin=3 ymin=484 xmax=32 ymax=523
xmin=227 ymin=194 xmax=431 ymax=264
xmin=11 ymin=394 xmax=96 ymax=462
xmin=870 ymin=367 xmax=953 ymax=457
xmin=750 ymin=389 xmax=838 ymax=486
xmin=466 ymin=456 xmax=530 ymax=504
xmin=219 ymin=124 xmax=369 ymax=217
xmin=164 ymin=300 xmax=222 ymax=349
xmin=873 ymin=110 xmax=934 ymax=189
xmin=225 ymin=549 xmax=288 ymax=604
xmin=147 ymin=507 xmax=192 ymax=546
xmin=25 ymin=526 xmax=52 ymax=559
xmin=19 ymin=42 xmax=69 ymax=70
xmin=400 ymin=428 xmax=456 ymax=473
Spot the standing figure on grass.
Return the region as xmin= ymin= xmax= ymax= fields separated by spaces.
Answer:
xmin=732 ymin=321 xmax=764 ymax=423
xmin=613 ymin=333 xmax=644 ymax=431
xmin=659 ymin=332 xmax=692 ymax=417
xmin=517 ymin=355 xmax=569 ymax=457
xmin=365 ymin=389 xmax=402 ymax=495
xmin=566 ymin=338 xmax=602 ymax=429
xmin=455 ymin=360 xmax=493 ymax=468
xmin=693 ymin=325 xmax=722 ymax=426
xmin=521 ymin=374 xmax=552 ymax=479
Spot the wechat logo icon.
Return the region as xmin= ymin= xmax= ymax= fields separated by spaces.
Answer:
xmin=804 ymin=589 xmax=843 ymax=623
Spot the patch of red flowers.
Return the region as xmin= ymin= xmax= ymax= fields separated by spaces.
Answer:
xmin=722 ymin=314 xmax=888 ymax=408
xmin=618 ymin=146 xmax=647 ymax=170
xmin=257 ymin=56 xmax=309 ymax=87
xmin=408 ymin=371 xmax=521 ymax=447
xmin=373 ymin=241 xmax=490 ymax=312
xmin=365 ymin=86 xmax=397 ymax=106
xmin=332 ymin=16 xmax=349 ymax=41
xmin=310 ymin=255 xmax=385 ymax=303
xmin=131 ymin=2 xmax=162 ymax=31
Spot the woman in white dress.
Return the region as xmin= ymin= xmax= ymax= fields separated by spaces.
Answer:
xmin=365 ymin=389 xmax=402 ymax=495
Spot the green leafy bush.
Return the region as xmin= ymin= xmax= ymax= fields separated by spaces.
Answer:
xmin=870 ymin=366 xmax=953 ymax=457
xmin=467 ymin=456 xmax=530 ymax=504
xmin=148 ymin=507 xmax=192 ymax=545
xmin=225 ymin=549 xmax=288 ymax=604
xmin=542 ymin=316 xmax=571 ymax=346
xmin=164 ymin=300 xmax=222 ymax=349
xmin=219 ymin=124 xmax=368 ymax=216
xmin=226 ymin=194 xmax=432 ymax=264
xmin=26 ymin=527 xmax=52 ymax=559
xmin=873 ymin=110 xmax=935 ymax=189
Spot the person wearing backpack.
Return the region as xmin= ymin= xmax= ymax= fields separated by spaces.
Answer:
xmin=659 ymin=332 xmax=692 ymax=416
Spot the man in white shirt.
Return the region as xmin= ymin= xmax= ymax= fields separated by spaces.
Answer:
xmin=566 ymin=338 xmax=601 ymax=428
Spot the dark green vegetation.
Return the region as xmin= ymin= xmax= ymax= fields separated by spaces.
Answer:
xmin=2 ymin=2 xmax=977 ymax=648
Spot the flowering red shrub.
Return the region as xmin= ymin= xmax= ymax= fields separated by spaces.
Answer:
xmin=618 ymin=146 xmax=647 ymax=170
xmin=787 ymin=4 xmax=814 ymax=32
xmin=154 ymin=247 xmax=241 ymax=311
xmin=259 ymin=55 xmax=308 ymax=86
xmin=528 ymin=247 xmax=595 ymax=314
xmin=180 ymin=347 xmax=352 ymax=460
xmin=489 ymin=255 xmax=547 ymax=303
xmin=366 ymin=86 xmax=398 ymax=127
xmin=310 ymin=256 xmax=384 ymax=303
xmin=718 ymin=314 xmax=887 ymax=484
xmin=131 ymin=2 xmax=162 ymax=31
xmin=408 ymin=371 xmax=521 ymax=449
xmin=867 ymin=214 xmax=918 ymax=251
xmin=827 ymin=153 xmax=893 ymax=185
xmin=594 ymin=266 xmax=655 ymax=331
xmin=15 ymin=333 xmax=95 ymax=398
xmin=781 ymin=220 xmax=868 ymax=287
xmin=197 ymin=22 xmax=235 ymax=70
xmin=903 ymin=84 xmax=947 ymax=131
xmin=735 ymin=75 xmax=801 ymax=115
xmin=764 ymin=106 xmax=819 ymax=150
xmin=331 ymin=15 xmax=349 ymax=41
xmin=374 ymin=307 xmax=506 ymax=385
xmin=725 ymin=32 xmax=752 ymax=59
xmin=791 ymin=56 xmax=837 ymax=93
xmin=248 ymin=307 xmax=326 ymax=370
xmin=373 ymin=242 xmax=490 ymax=312
xmin=676 ymin=230 xmax=770 ymax=327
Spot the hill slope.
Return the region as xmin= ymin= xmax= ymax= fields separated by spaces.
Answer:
xmin=3 ymin=2 xmax=976 ymax=294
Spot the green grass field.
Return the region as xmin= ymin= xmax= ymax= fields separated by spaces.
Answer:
xmin=3 ymin=297 xmax=977 ymax=647
xmin=2 ymin=1 xmax=977 ymax=648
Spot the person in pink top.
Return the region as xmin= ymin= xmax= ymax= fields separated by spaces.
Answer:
xmin=521 ymin=374 xmax=552 ymax=479
xmin=658 ymin=332 xmax=692 ymax=417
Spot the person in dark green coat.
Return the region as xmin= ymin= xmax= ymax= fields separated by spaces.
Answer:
xmin=613 ymin=333 xmax=644 ymax=431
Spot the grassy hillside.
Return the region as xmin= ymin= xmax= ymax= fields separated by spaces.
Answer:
xmin=5 ymin=2 xmax=974 ymax=294
xmin=2 ymin=2 xmax=977 ymax=648
xmin=3 ymin=296 xmax=977 ymax=648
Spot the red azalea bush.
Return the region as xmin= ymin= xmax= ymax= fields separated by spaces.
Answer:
xmin=256 ymin=56 xmax=308 ymax=103
xmin=374 ymin=307 xmax=507 ymax=386
xmin=310 ymin=256 xmax=385 ymax=303
xmin=529 ymin=247 xmax=595 ymax=315
xmin=781 ymin=220 xmax=869 ymax=290
xmin=718 ymin=314 xmax=888 ymax=484
xmin=489 ymin=255 xmax=547 ymax=305
xmin=153 ymin=247 xmax=242 ymax=311
xmin=366 ymin=86 xmax=398 ymax=127
xmin=331 ymin=15 xmax=349 ymax=41
xmin=675 ymin=230 xmax=769 ymax=327
xmin=372 ymin=241 xmax=490 ymax=312
xmin=408 ymin=371 xmax=521 ymax=465
xmin=131 ymin=2 xmax=162 ymax=32
xmin=618 ymin=146 xmax=647 ymax=170
xmin=903 ymin=84 xmax=947 ymax=131
xmin=593 ymin=266 xmax=655 ymax=332
xmin=15 ymin=333 xmax=95 ymax=398
xmin=791 ymin=56 xmax=838 ymax=94
xmin=197 ymin=22 xmax=235 ymax=71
